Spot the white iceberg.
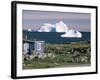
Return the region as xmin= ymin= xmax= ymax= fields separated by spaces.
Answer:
xmin=55 ymin=21 xmax=68 ymax=32
xmin=28 ymin=29 xmax=32 ymax=32
xmin=37 ymin=21 xmax=82 ymax=38
xmin=61 ymin=30 xmax=82 ymax=38
xmin=38 ymin=21 xmax=68 ymax=32
xmin=38 ymin=23 xmax=54 ymax=32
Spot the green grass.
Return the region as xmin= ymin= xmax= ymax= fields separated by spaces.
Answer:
xmin=23 ymin=41 xmax=91 ymax=69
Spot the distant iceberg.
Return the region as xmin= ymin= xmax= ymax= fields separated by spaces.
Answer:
xmin=28 ymin=29 xmax=32 ymax=32
xmin=38 ymin=23 xmax=55 ymax=32
xmin=37 ymin=21 xmax=82 ymax=38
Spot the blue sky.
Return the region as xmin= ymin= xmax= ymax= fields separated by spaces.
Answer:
xmin=22 ymin=10 xmax=90 ymax=32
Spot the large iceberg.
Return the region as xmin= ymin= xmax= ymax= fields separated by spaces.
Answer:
xmin=55 ymin=21 xmax=68 ymax=32
xmin=38 ymin=21 xmax=68 ymax=32
xmin=37 ymin=21 xmax=82 ymax=38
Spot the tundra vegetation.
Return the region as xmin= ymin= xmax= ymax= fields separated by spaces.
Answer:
xmin=23 ymin=41 xmax=91 ymax=69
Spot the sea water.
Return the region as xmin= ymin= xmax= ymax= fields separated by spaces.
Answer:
xmin=23 ymin=31 xmax=90 ymax=44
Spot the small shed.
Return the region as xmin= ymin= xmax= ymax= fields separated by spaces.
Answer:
xmin=34 ymin=41 xmax=45 ymax=58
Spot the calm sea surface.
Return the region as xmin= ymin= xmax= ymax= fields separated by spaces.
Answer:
xmin=23 ymin=31 xmax=90 ymax=44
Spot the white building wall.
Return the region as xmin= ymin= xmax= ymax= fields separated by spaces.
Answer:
xmin=23 ymin=43 xmax=29 ymax=54
xmin=34 ymin=41 xmax=45 ymax=56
